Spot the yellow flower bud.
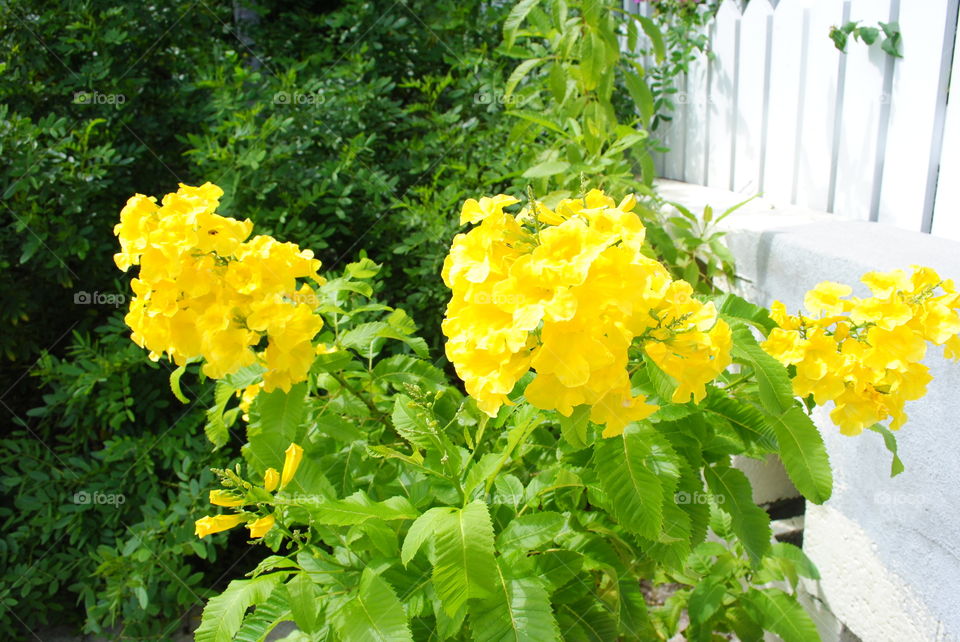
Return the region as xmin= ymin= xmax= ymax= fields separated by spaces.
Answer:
xmin=280 ymin=443 xmax=304 ymax=489
xmin=209 ymin=490 xmax=245 ymax=507
xmin=263 ymin=467 xmax=280 ymax=492
xmin=194 ymin=514 xmax=244 ymax=539
xmin=247 ymin=514 xmax=276 ymax=539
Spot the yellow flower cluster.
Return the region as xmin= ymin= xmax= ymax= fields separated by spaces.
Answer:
xmin=441 ymin=189 xmax=732 ymax=437
xmin=114 ymin=183 xmax=324 ymax=392
xmin=195 ymin=443 xmax=303 ymax=539
xmin=762 ymin=268 xmax=960 ymax=434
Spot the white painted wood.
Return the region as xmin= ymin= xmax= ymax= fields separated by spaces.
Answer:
xmin=662 ymin=72 xmax=687 ymax=181
xmin=833 ymin=0 xmax=892 ymax=221
xmin=877 ymin=0 xmax=953 ymax=229
xmin=793 ymin=0 xmax=844 ymax=212
xmin=761 ymin=0 xmax=808 ymax=205
xmin=732 ymin=0 xmax=773 ymax=196
xmin=931 ymin=8 xmax=960 ymax=240
xmin=683 ymin=42 xmax=711 ymax=185
xmin=706 ymin=1 xmax=740 ymax=190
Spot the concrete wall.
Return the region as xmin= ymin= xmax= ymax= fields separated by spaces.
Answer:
xmin=657 ymin=180 xmax=960 ymax=642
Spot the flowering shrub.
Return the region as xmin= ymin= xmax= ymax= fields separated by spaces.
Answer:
xmin=114 ymin=183 xmax=957 ymax=641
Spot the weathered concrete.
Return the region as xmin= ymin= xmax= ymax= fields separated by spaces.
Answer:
xmin=657 ymin=179 xmax=960 ymax=642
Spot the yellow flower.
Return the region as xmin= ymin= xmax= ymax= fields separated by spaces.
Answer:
xmin=209 ymin=490 xmax=245 ymax=507
xmin=263 ymin=468 xmax=280 ymax=493
xmin=280 ymin=443 xmax=304 ymax=489
xmin=247 ymin=514 xmax=276 ymax=539
xmin=195 ymin=514 xmax=245 ymax=539
xmin=804 ymin=281 xmax=852 ymax=317
xmin=460 ymin=194 xmax=520 ymax=225
xmin=442 ymin=187 xmax=731 ymax=435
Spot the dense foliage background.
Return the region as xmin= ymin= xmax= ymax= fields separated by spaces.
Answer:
xmin=0 ymin=0 xmax=714 ymax=637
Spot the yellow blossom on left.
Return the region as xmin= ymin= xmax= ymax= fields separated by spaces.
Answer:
xmin=114 ymin=183 xmax=325 ymax=392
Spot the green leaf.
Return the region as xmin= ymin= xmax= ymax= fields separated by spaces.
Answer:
xmin=469 ymin=563 xmax=560 ymax=642
xmin=205 ymin=380 xmax=234 ymax=449
xmin=771 ymin=542 xmax=821 ymax=580
xmin=715 ymin=293 xmax=777 ymax=334
xmin=169 ymin=364 xmax=189 ymax=403
xmin=496 ymin=511 xmax=565 ymax=552
xmin=829 ymin=26 xmax=849 ymax=52
xmin=286 ymin=573 xmax=321 ymax=634
xmin=505 ymin=58 xmax=546 ymax=100
xmin=731 ymin=324 xmax=795 ymax=414
xmin=704 ymin=463 xmax=771 ymax=564
xmin=558 ymin=405 xmax=590 ymax=449
xmin=332 ymin=568 xmax=413 ymax=642
xmin=244 ymin=383 xmax=308 ymax=473
xmin=401 ymin=507 xmax=454 ymax=566
xmin=307 ymin=492 xmax=418 ymax=526
xmin=703 ymin=394 xmax=777 ymax=451
xmin=743 ymin=588 xmax=821 ymax=642
xmin=867 ymin=423 xmax=905 ymax=477
xmin=623 ymin=70 xmax=654 ymax=125
xmin=636 ymin=15 xmax=666 ymax=61
xmin=391 ymin=395 xmax=442 ymax=449
xmin=858 ymin=26 xmax=880 ymax=45
xmin=522 ymin=160 xmax=571 ymax=178
xmin=594 ymin=423 xmax=666 ymax=539
xmin=687 ymin=576 xmax=726 ymax=626
xmin=195 ymin=574 xmax=284 ymax=642
xmin=234 ymin=585 xmax=292 ymax=642
xmin=766 ymin=407 xmax=832 ymax=504
xmin=433 ymin=500 xmax=498 ymax=615
xmin=503 ymin=0 xmax=540 ymax=49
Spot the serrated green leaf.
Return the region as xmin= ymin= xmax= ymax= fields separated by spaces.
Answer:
xmin=743 ymin=588 xmax=821 ymax=642
xmin=434 ymin=500 xmax=497 ymax=615
xmin=771 ymin=542 xmax=820 ymax=580
xmin=704 ymin=464 xmax=771 ymax=564
xmin=391 ymin=395 xmax=442 ymax=449
xmin=306 ymin=492 xmax=417 ymax=526
xmin=401 ymin=507 xmax=454 ymax=566
xmin=715 ymin=293 xmax=777 ymax=334
xmin=505 ymin=58 xmax=546 ymax=100
xmin=594 ymin=424 xmax=666 ymax=539
xmin=703 ymin=394 xmax=777 ymax=451
xmin=244 ymin=383 xmax=308 ymax=474
xmin=503 ymin=0 xmax=539 ymax=49
xmin=195 ymin=574 xmax=284 ymax=642
xmin=286 ymin=573 xmax=321 ymax=634
xmin=731 ymin=325 xmax=795 ymax=414
xmin=332 ymin=568 xmax=413 ymax=642
xmin=469 ymin=563 xmax=560 ymax=642
xmin=636 ymin=15 xmax=666 ymax=61
xmin=766 ymin=407 xmax=832 ymax=504
xmin=234 ymin=585 xmax=292 ymax=642
xmin=687 ymin=576 xmax=726 ymax=626
xmin=496 ymin=511 xmax=564 ymax=552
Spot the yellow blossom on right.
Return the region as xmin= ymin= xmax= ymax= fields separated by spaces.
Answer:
xmin=761 ymin=267 xmax=960 ymax=435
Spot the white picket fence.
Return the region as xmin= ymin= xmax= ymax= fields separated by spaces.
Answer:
xmin=624 ymin=0 xmax=960 ymax=241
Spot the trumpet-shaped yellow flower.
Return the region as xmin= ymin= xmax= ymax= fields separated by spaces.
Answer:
xmin=762 ymin=267 xmax=960 ymax=434
xmin=247 ymin=514 xmax=276 ymax=539
xmin=280 ymin=443 xmax=304 ymax=489
xmin=114 ymin=183 xmax=325 ymax=392
xmin=209 ymin=490 xmax=245 ymax=507
xmin=195 ymin=514 xmax=245 ymax=539
xmin=441 ymin=188 xmax=732 ymax=436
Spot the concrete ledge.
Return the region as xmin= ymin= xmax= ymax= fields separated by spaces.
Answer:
xmin=656 ymin=180 xmax=960 ymax=642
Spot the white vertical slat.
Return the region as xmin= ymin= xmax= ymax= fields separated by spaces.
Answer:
xmin=931 ymin=8 xmax=960 ymax=240
xmin=877 ymin=0 xmax=954 ymax=230
xmin=793 ymin=0 xmax=844 ymax=212
xmin=833 ymin=0 xmax=893 ymax=221
xmin=706 ymin=1 xmax=740 ymax=190
xmin=732 ymin=0 xmax=774 ymax=195
xmin=683 ymin=42 xmax=711 ymax=185
xmin=662 ymin=72 xmax=688 ymax=180
xmin=762 ymin=0 xmax=808 ymax=204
